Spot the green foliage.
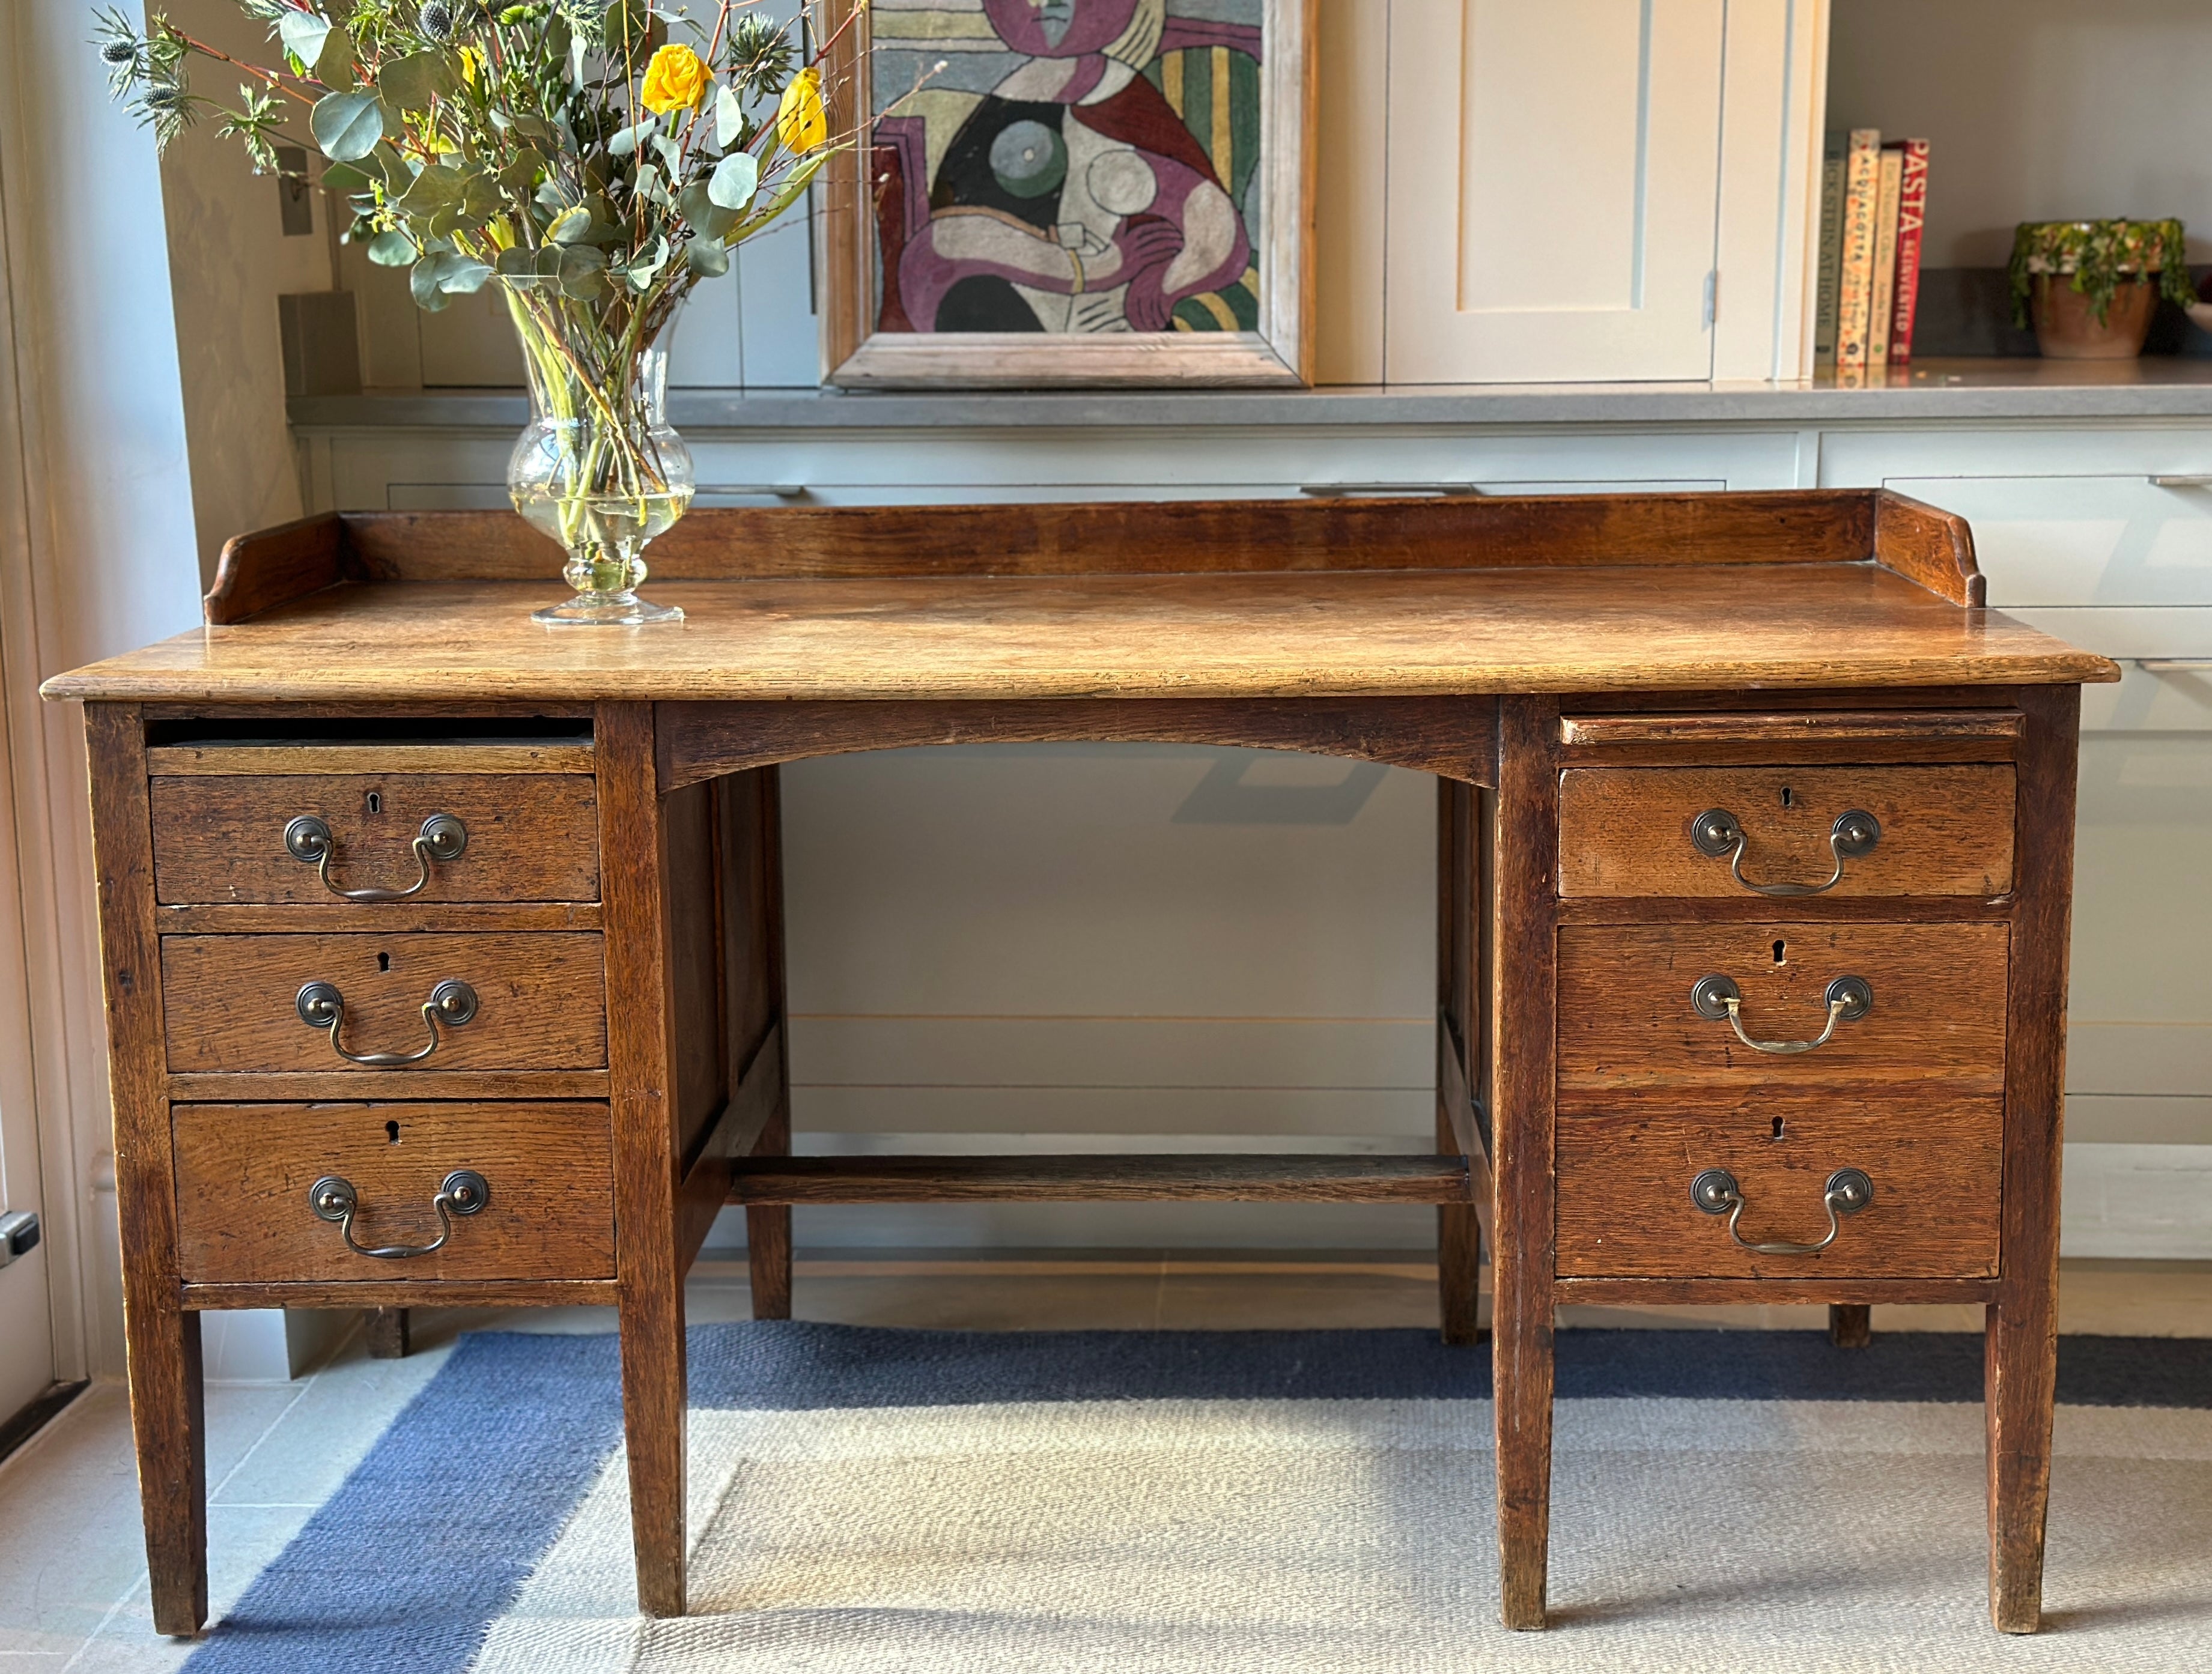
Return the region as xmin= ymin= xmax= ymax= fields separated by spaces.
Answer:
xmin=2009 ymin=220 xmax=2196 ymax=327
xmin=90 ymin=0 xmax=846 ymax=368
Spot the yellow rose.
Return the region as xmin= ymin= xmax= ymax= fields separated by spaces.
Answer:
xmin=640 ymin=43 xmax=712 ymax=116
xmin=776 ymin=67 xmax=827 ymax=155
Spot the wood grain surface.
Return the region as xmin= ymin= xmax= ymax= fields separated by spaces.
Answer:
xmin=171 ymin=1102 xmax=613 ymax=1282
xmin=1989 ymin=684 xmax=2079 ymax=1633
xmin=1557 ymin=922 xmax=2010 ymax=1093
xmin=658 ymin=696 xmax=1503 ymax=790
xmin=44 ymin=564 xmax=2118 ymax=706
xmin=726 ymin=1154 xmax=1474 ymax=1204
xmin=596 ymin=702 xmax=690 ymax=1618
xmin=1490 ymin=696 xmax=1560 ymax=1631
xmin=1553 ymin=1275 xmax=1998 ymax=1306
xmin=85 ymin=704 xmax=208 ymax=1636
xmin=150 ymin=774 xmax=600 ymax=904
xmin=145 ymin=742 xmax=595 ymax=775
xmin=1558 ymin=709 xmax=2022 ymax=748
xmin=160 ymin=932 xmax=606 ymax=1072
xmin=1554 ymin=1092 xmax=2002 ymax=1278
xmin=257 ymin=492 xmax=1894 ymax=590
xmin=1557 ymin=765 xmax=2017 ymax=898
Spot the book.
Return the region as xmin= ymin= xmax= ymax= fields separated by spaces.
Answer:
xmin=1835 ymin=129 xmax=1882 ymax=371
xmin=1812 ymin=132 xmax=1848 ymax=368
xmin=1868 ymin=146 xmax=1904 ymax=366
xmin=1886 ymin=138 xmax=1930 ymax=364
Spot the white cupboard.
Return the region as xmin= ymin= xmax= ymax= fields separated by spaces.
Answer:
xmin=1384 ymin=0 xmax=1728 ymax=383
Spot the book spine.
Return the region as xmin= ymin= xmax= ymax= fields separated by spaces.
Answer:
xmin=1868 ymin=147 xmax=1904 ymax=367
xmin=1835 ymin=129 xmax=1882 ymax=371
xmin=1812 ymin=132 xmax=1847 ymax=367
xmin=1888 ymin=139 xmax=1930 ymax=364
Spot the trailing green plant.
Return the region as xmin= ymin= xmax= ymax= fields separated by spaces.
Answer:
xmin=2009 ymin=219 xmax=2195 ymax=327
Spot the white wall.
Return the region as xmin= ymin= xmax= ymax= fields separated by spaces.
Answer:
xmin=1 ymin=0 xmax=234 ymax=1380
xmin=1828 ymin=0 xmax=2212 ymax=267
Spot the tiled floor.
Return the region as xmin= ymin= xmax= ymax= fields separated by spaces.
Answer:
xmin=4 ymin=1252 xmax=2209 ymax=1671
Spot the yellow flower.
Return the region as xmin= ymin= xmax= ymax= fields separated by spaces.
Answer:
xmin=640 ymin=43 xmax=712 ymax=115
xmin=458 ymin=45 xmax=485 ymax=87
xmin=776 ymin=67 xmax=827 ymax=155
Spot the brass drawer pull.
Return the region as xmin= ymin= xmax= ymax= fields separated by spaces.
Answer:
xmin=308 ymin=1169 xmax=490 ymax=1260
xmin=1691 ymin=974 xmax=1872 ymax=1055
xmin=295 ymin=978 xmax=478 ymax=1066
xmin=284 ymin=812 xmax=467 ymax=902
xmin=1691 ymin=1166 xmax=1873 ymax=1255
xmin=1690 ymin=807 xmax=1879 ymax=897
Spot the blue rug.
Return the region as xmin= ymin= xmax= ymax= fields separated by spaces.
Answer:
xmin=181 ymin=1326 xmax=2212 ymax=1674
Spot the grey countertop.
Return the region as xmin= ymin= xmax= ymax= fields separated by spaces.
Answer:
xmin=288 ymin=357 xmax=2212 ymax=431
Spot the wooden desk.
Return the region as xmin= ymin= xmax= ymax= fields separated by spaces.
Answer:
xmin=43 ymin=490 xmax=2117 ymax=1637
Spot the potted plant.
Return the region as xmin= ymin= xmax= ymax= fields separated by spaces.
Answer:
xmin=96 ymin=1 xmax=849 ymax=625
xmin=2009 ymin=219 xmax=2195 ymax=361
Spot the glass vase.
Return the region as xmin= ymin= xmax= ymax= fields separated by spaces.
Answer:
xmin=504 ymin=288 xmax=693 ymax=626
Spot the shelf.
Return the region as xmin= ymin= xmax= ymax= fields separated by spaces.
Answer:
xmin=290 ymin=360 xmax=2212 ymax=435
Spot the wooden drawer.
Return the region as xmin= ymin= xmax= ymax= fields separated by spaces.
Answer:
xmin=150 ymin=774 xmax=599 ymax=905
xmin=1557 ymin=765 xmax=2016 ymax=897
xmin=172 ymin=1102 xmax=613 ymax=1282
xmin=161 ymin=933 xmax=606 ymax=1073
xmin=1555 ymin=1091 xmax=2002 ymax=1279
xmin=1557 ymin=922 xmax=2009 ymax=1093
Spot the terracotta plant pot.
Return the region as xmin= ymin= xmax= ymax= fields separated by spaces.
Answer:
xmin=2027 ymin=273 xmax=2159 ymax=359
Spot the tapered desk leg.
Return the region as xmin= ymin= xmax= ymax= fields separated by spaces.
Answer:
xmin=601 ymin=702 xmax=688 ymax=1617
xmin=1438 ymin=1189 xmax=1483 ymax=1346
xmin=130 ymin=1299 xmax=208 ymax=1636
xmin=1492 ymin=698 xmax=1558 ymax=1630
xmin=1987 ymin=684 xmax=2077 ymax=1634
xmin=87 ymin=703 xmax=206 ymax=1636
xmin=743 ymin=766 xmax=792 ymax=1321
xmin=1828 ymin=1304 xmax=1872 ymax=1348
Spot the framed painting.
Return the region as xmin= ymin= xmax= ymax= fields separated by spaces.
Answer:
xmin=818 ymin=0 xmax=1316 ymax=387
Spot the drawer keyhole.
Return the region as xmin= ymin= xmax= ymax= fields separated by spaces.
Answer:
xmin=366 ymin=791 xmax=381 ymax=815
xmin=1772 ymin=1115 xmax=1785 ymax=1140
xmin=1779 ymin=786 xmax=1793 ymax=808
xmin=386 ymin=1120 xmax=401 ymax=1144
xmin=1772 ymin=939 xmax=1786 ymax=965
xmin=377 ymin=951 xmax=390 ymax=972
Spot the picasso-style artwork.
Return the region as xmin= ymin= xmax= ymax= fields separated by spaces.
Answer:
xmin=821 ymin=0 xmax=1313 ymax=386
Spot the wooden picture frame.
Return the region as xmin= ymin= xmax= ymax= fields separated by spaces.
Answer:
xmin=818 ymin=0 xmax=1316 ymax=388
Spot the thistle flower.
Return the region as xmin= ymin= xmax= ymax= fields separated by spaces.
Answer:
xmin=418 ymin=2 xmax=458 ymax=40
xmin=725 ymin=12 xmax=794 ymax=100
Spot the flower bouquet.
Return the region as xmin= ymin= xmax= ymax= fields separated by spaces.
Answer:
xmin=98 ymin=1 xmax=851 ymax=624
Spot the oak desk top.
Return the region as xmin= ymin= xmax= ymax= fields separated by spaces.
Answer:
xmin=41 ymin=492 xmax=2121 ymax=705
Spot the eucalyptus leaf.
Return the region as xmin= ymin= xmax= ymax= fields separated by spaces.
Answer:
xmin=395 ymin=163 xmax=464 ymax=215
xmin=309 ymin=90 xmax=387 ymax=162
xmin=607 ymin=116 xmax=656 ymax=157
xmin=318 ymin=159 xmax=374 ymax=195
xmin=713 ymin=84 xmax=744 ymax=150
xmin=651 ymin=133 xmax=684 ymax=178
xmin=706 ymin=151 xmax=758 ymax=212
xmin=546 ymin=204 xmax=594 ymax=244
xmin=378 ymin=50 xmax=457 ymax=114
xmin=600 ymin=0 xmax=664 ymax=67
xmin=634 ymin=163 xmax=669 ymax=207
xmin=409 ymin=252 xmax=458 ymax=309
xmin=728 ymin=149 xmax=828 ymax=243
xmin=278 ymin=11 xmax=332 ymax=72
xmin=441 ymin=258 xmax=494 ymax=295
xmin=685 ymin=236 xmax=731 ymax=278
xmin=676 ymin=181 xmax=737 ymax=241
xmin=313 ymin=26 xmax=356 ymax=89
xmin=365 ymin=229 xmax=416 ymax=266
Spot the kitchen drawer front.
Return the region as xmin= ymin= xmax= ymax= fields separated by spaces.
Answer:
xmin=161 ymin=933 xmax=606 ymax=1073
xmin=172 ymin=1102 xmax=613 ymax=1283
xmin=1558 ymin=765 xmax=2016 ymax=898
xmin=1880 ymin=473 xmax=2212 ymax=608
xmin=1555 ymin=1092 xmax=2002 ymax=1279
xmin=1557 ymin=922 xmax=2010 ymax=1093
xmin=150 ymin=774 xmax=599 ymax=905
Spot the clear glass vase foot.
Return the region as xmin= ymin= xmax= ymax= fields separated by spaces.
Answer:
xmin=532 ymin=589 xmax=685 ymax=627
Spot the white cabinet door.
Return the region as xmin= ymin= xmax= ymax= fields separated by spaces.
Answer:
xmin=1384 ymin=0 xmax=1727 ymax=383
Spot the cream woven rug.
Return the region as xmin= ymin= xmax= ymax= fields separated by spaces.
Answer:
xmin=183 ymin=1326 xmax=2212 ymax=1674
